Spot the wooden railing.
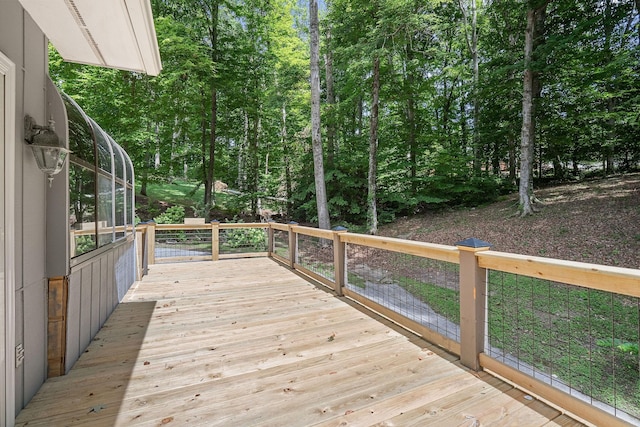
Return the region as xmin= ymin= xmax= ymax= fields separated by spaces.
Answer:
xmin=135 ymin=221 xmax=640 ymax=427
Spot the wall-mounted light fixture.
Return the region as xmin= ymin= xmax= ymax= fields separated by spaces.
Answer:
xmin=24 ymin=115 xmax=70 ymax=187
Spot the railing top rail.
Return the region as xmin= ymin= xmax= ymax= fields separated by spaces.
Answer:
xmin=219 ymin=222 xmax=269 ymax=229
xmin=150 ymin=222 xmax=270 ymax=231
xmin=478 ymin=250 xmax=640 ymax=298
xmin=270 ymin=222 xmax=290 ymax=232
xmin=290 ymin=225 xmax=334 ymax=239
xmin=341 ymin=233 xmax=460 ymax=264
xmin=154 ymin=223 xmax=213 ymax=230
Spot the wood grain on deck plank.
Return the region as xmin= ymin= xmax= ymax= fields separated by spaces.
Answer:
xmin=16 ymin=258 xmax=585 ymax=427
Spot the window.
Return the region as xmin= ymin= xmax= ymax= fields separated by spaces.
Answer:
xmin=63 ymin=93 xmax=135 ymax=258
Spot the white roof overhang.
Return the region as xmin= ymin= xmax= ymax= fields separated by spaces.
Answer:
xmin=18 ymin=0 xmax=162 ymax=76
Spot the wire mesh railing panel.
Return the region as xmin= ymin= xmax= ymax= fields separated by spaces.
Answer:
xmin=486 ymin=270 xmax=640 ymax=422
xmin=346 ymin=244 xmax=460 ymax=342
xmin=219 ymin=227 xmax=268 ymax=255
xmin=154 ymin=229 xmax=212 ymax=260
xmin=296 ymin=234 xmax=334 ymax=282
xmin=273 ymin=229 xmax=289 ymax=260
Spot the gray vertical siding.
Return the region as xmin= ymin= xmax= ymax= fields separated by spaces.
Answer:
xmin=2 ymin=0 xmax=140 ymax=417
xmin=65 ymin=239 xmax=137 ymax=373
xmin=1 ymin=2 xmax=51 ymax=412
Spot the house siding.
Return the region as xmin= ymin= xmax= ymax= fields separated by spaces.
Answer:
xmin=0 ymin=1 xmax=139 ymax=420
xmin=0 ymin=3 xmax=50 ymax=413
xmin=65 ymin=238 xmax=136 ymax=373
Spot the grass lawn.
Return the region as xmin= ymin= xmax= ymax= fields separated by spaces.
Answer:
xmin=135 ymin=179 xmax=246 ymax=220
xmin=403 ymin=270 xmax=640 ymax=419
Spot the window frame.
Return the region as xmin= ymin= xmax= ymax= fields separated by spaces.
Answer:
xmin=63 ymin=93 xmax=135 ymax=259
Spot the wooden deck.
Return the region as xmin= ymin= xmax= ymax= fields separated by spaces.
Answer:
xmin=16 ymin=258 xmax=585 ymax=426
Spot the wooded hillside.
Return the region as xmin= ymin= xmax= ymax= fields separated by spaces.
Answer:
xmin=50 ymin=0 xmax=640 ymax=227
xmin=381 ymin=173 xmax=640 ymax=269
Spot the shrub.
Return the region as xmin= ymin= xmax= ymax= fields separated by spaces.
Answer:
xmin=223 ymin=224 xmax=267 ymax=251
xmin=154 ymin=205 xmax=185 ymax=224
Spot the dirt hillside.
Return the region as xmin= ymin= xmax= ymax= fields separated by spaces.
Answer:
xmin=379 ymin=173 xmax=640 ymax=269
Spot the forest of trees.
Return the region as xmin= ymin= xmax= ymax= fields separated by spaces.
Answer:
xmin=49 ymin=0 xmax=640 ymax=230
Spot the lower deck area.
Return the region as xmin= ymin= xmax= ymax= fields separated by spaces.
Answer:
xmin=16 ymin=258 xmax=585 ymax=426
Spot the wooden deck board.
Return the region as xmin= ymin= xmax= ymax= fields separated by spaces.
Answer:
xmin=16 ymin=258 xmax=585 ymax=426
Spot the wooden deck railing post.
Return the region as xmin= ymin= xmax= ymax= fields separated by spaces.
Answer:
xmin=147 ymin=221 xmax=156 ymax=265
xmin=267 ymin=221 xmax=274 ymax=257
xmin=69 ymin=230 xmax=76 ymax=257
xmin=135 ymin=225 xmax=144 ymax=280
xmin=332 ymin=226 xmax=348 ymax=296
xmin=211 ymin=220 xmax=220 ymax=261
xmin=288 ymin=221 xmax=298 ymax=268
xmin=456 ymin=237 xmax=491 ymax=371
xmin=47 ymin=276 xmax=68 ymax=378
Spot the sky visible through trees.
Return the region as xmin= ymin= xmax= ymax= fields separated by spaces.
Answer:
xmin=49 ymin=0 xmax=640 ymax=228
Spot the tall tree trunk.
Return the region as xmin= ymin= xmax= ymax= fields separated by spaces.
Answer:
xmin=200 ymin=94 xmax=208 ymax=200
xmin=603 ymin=0 xmax=616 ymax=176
xmin=324 ymin=27 xmax=336 ymax=168
xmin=458 ymin=0 xmax=480 ymax=174
xmin=204 ymin=86 xmax=217 ymax=208
xmin=281 ymin=102 xmax=293 ymax=216
xmin=471 ymin=0 xmax=480 ymax=174
xmin=367 ymin=56 xmax=381 ymax=235
xmin=518 ymin=2 xmax=548 ymax=216
xmin=154 ymin=123 xmax=161 ymax=169
xmin=170 ymin=116 xmax=183 ymax=178
xmin=405 ymin=45 xmax=418 ymax=192
xmin=203 ymin=1 xmax=219 ymax=212
xmin=310 ymin=0 xmax=330 ymax=229
xmin=141 ymin=147 xmax=150 ymax=196
xmin=248 ymin=114 xmax=260 ymax=217
xmin=460 ymin=94 xmax=468 ymax=154
xmin=519 ymin=8 xmax=536 ymax=216
xmin=238 ymin=107 xmax=249 ymax=191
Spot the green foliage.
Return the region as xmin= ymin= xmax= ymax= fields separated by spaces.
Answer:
xmin=597 ymin=338 xmax=639 ymax=356
xmin=488 ymin=271 xmax=640 ymax=417
xmin=154 ymin=206 xmax=185 ymax=224
xmin=137 ymin=179 xmax=205 ymax=206
xmin=222 ymin=193 xmax=253 ymax=217
xmin=50 ymin=0 xmax=639 ymax=228
xmin=421 ymin=175 xmax=514 ymax=208
xmin=222 ymin=226 xmax=267 ymax=251
xmin=74 ymin=236 xmax=96 ymax=256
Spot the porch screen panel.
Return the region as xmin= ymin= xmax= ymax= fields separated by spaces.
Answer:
xmin=111 ymin=138 xmax=126 ymax=239
xmin=64 ymin=94 xmax=97 ymax=256
xmin=62 ymin=92 xmax=135 ymax=258
xmin=92 ymin=120 xmax=115 ymax=247
xmin=69 ymin=163 xmax=97 ymax=256
xmin=123 ymin=149 xmax=135 ymax=233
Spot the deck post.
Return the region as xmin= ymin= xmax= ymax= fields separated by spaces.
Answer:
xmin=332 ymin=226 xmax=348 ymax=296
xmin=148 ymin=221 xmax=156 ymax=265
xmin=288 ymin=221 xmax=298 ymax=268
xmin=456 ymin=238 xmax=491 ymax=371
xmin=211 ymin=220 xmax=220 ymax=261
xmin=69 ymin=230 xmax=76 ymax=257
xmin=47 ymin=276 xmax=68 ymax=378
xmin=135 ymin=225 xmax=144 ymax=280
xmin=267 ymin=221 xmax=274 ymax=257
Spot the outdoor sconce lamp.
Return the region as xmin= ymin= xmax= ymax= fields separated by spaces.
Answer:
xmin=24 ymin=115 xmax=70 ymax=187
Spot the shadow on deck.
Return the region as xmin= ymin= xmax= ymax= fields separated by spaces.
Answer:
xmin=16 ymin=258 xmax=585 ymax=426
